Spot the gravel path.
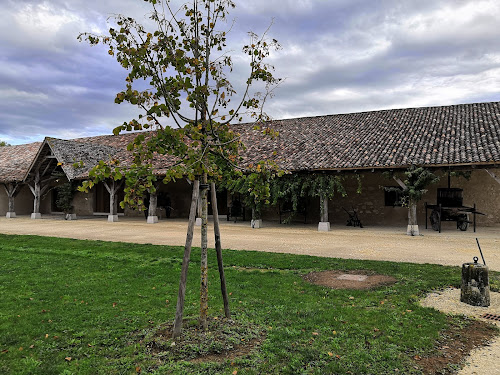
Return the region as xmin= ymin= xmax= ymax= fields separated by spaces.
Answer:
xmin=420 ymin=289 xmax=500 ymax=375
xmin=0 ymin=216 xmax=499 ymax=270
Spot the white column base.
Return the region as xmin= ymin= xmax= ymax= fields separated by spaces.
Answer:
xmin=147 ymin=215 xmax=159 ymax=224
xmin=31 ymin=213 xmax=42 ymax=220
xmin=65 ymin=213 xmax=77 ymax=220
xmin=108 ymin=214 xmax=119 ymax=222
xmin=407 ymin=225 xmax=419 ymax=236
xmin=251 ymin=219 xmax=262 ymax=229
xmin=6 ymin=212 xmax=16 ymax=218
xmin=195 ymin=217 xmax=202 ymax=226
xmin=318 ymin=222 xmax=330 ymax=232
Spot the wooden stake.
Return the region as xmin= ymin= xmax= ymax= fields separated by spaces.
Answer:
xmin=199 ymin=174 xmax=209 ymax=330
xmin=211 ymin=182 xmax=231 ymax=318
xmin=172 ymin=179 xmax=200 ymax=338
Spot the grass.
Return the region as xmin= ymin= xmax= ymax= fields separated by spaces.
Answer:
xmin=0 ymin=233 xmax=498 ymax=374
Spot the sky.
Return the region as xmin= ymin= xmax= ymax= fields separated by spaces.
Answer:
xmin=1 ymin=0 xmax=500 ymax=145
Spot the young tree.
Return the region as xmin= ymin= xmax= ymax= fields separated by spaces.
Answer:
xmin=385 ymin=165 xmax=439 ymax=236
xmin=79 ymin=0 xmax=281 ymax=336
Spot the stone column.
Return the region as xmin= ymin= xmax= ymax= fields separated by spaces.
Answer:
xmin=318 ymin=194 xmax=330 ymax=231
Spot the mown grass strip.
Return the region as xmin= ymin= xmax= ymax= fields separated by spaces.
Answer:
xmin=0 ymin=233 xmax=498 ymax=374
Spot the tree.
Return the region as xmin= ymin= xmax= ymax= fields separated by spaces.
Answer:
xmin=384 ymin=165 xmax=439 ymax=236
xmin=79 ymin=0 xmax=281 ymax=337
xmin=55 ymin=180 xmax=76 ymax=218
xmin=0 ymin=141 xmax=9 ymax=147
xmin=223 ymin=160 xmax=283 ymax=224
xmin=269 ymin=173 xmax=359 ymax=224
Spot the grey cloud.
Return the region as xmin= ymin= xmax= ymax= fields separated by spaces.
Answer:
xmin=2 ymin=0 xmax=500 ymax=144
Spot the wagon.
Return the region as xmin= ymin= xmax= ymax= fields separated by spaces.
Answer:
xmin=425 ymin=188 xmax=484 ymax=232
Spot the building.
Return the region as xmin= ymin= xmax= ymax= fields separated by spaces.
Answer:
xmin=1 ymin=101 xmax=499 ymax=230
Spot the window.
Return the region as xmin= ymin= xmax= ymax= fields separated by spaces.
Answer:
xmin=384 ymin=187 xmax=403 ymax=207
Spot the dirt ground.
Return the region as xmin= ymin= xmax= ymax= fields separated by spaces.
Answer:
xmin=0 ymin=215 xmax=498 ymax=271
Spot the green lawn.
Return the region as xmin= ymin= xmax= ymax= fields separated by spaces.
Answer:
xmin=0 ymin=233 xmax=497 ymax=374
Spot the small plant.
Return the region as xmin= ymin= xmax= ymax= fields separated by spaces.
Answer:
xmin=56 ymin=181 xmax=76 ymax=217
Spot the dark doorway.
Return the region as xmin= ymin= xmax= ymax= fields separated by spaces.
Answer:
xmin=93 ymin=182 xmax=124 ymax=214
xmin=209 ymin=188 xmax=228 ymax=216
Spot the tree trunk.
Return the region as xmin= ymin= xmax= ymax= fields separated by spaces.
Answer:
xmin=211 ymin=182 xmax=231 ymax=318
xmin=318 ymin=193 xmax=330 ymax=231
xmin=172 ymin=179 xmax=200 ymax=338
xmin=199 ymin=173 xmax=209 ymax=330
xmin=149 ymin=192 xmax=158 ymax=216
xmin=320 ymin=194 xmax=328 ymax=222
xmin=407 ymin=202 xmax=419 ymax=236
xmin=147 ymin=191 xmax=158 ymax=223
xmin=251 ymin=205 xmax=263 ymax=228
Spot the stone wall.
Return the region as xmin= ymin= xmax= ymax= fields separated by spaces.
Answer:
xmin=1 ymin=169 xmax=498 ymax=226
xmin=0 ymin=185 xmax=34 ymax=215
xmin=257 ymin=169 xmax=500 ymax=228
xmin=326 ymin=169 xmax=499 ymax=227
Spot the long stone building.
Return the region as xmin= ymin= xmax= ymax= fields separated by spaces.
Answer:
xmin=1 ymin=101 xmax=499 ymax=230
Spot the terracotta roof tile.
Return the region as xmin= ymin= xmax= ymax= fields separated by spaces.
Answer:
xmin=236 ymin=101 xmax=500 ymax=170
xmin=0 ymin=143 xmax=41 ymax=182
xmin=1 ymin=101 xmax=499 ymax=183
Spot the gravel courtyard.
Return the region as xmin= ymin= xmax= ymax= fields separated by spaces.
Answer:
xmin=0 ymin=215 xmax=498 ymax=271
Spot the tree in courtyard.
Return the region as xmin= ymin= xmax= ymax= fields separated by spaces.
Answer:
xmin=79 ymin=0 xmax=281 ymax=337
xmin=223 ymin=160 xmax=283 ymax=224
xmin=269 ymin=173 xmax=360 ymax=223
xmin=384 ymin=165 xmax=439 ymax=236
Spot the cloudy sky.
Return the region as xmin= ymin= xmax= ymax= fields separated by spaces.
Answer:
xmin=2 ymin=0 xmax=500 ymax=145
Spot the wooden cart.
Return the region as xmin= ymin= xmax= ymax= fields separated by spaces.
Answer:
xmin=425 ymin=188 xmax=484 ymax=232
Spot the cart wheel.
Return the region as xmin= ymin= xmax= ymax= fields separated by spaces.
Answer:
xmin=458 ymin=215 xmax=469 ymax=231
xmin=430 ymin=210 xmax=440 ymax=231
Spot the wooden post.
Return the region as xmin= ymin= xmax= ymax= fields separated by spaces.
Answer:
xmin=210 ymin=182 xmax=231 ymax=318
xmin=103 ymin=180 xmax=122 ymax=222
xmin=28 ymin=169 xmax=42 ymax=219
xmin=3 ymin=182 xmax=19 ymax=218
xmin=172 ymin=179 xmax=200 ymax=338
xmin=199 ymin=173 xmax=209 ymax=330
xmin=474 ymin=203 xmax=477 ymax=233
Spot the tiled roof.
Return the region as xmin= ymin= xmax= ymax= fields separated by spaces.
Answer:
xmin=1 ymin=101 xmax=499 ymax=183
xmin=45 ymin=137 xmax=121 ymax=180
xmin=237 ymin=101 xmax=500 ymax=171
xmin=0 ymin=142 xmax=41 ymax=182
